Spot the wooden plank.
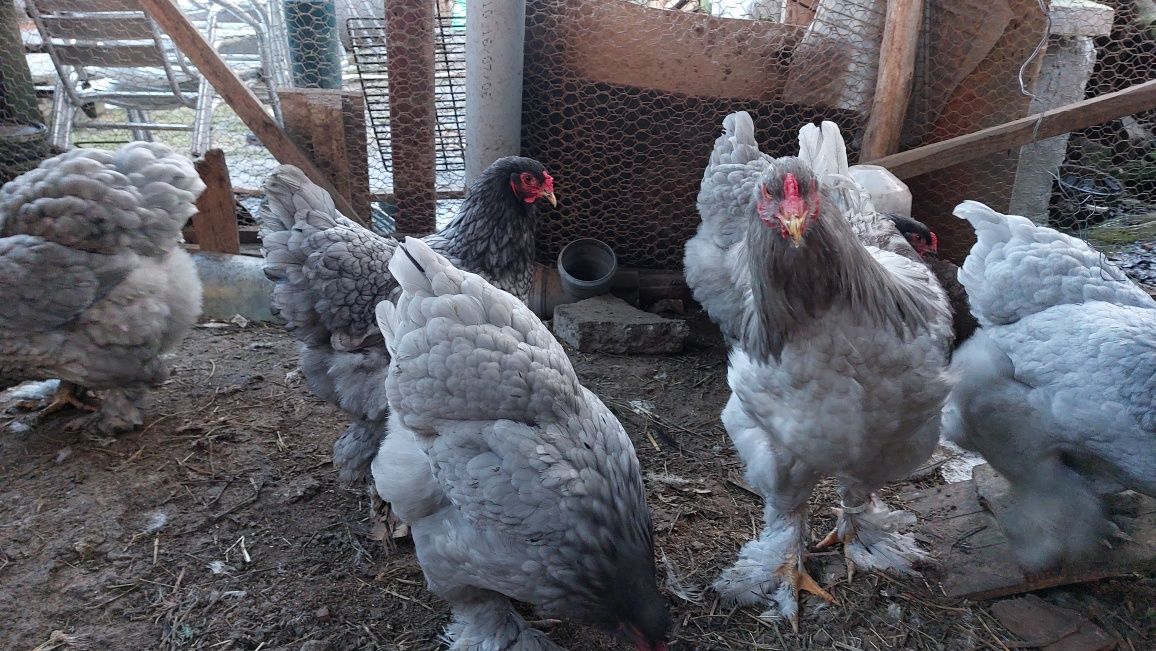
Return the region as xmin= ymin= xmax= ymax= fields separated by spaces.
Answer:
xmin=277 ymin=88 xmax=370 ymax=224
xmin=54 ymin=44 xmax=166 ymax=67
xmin=990 ymin=595 xmax=1117 ymax=651
xmin=903 ymin=465 xmax=1156 ymax=601
xmin=783 ymin=0 xmax=819 ymax=24
xmin=32 ymin=0 xmax=142 ymax=11
xmin=39 ymin=16 xmax=155 ymax=41
xmin=136 ymin=0 xmax=361 ymax=223
xmin=191 ymin=149 xmax=240 ymax=254
xmin=385 ymin=0 xmax=436 ymax=232
xmin=858 ymin=0 xmax=924 ymax=161
xmin=870 ymin=79 xmax=1156 ymax=180
xmin=562 ymin=0 xmax=807 ymax=103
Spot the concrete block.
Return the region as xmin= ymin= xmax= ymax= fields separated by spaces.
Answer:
xmin=552 ymin=295 xmax=688 ymax=354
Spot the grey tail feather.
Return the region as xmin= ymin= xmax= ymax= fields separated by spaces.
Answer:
xmin=399 ymin=240 xmax=425 ymax=274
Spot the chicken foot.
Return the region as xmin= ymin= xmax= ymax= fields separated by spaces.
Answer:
xmin=64 ymin=388 xmax=145 ymax=435
xmin=445 ymin=592 xmax=565 ymax=651
xmin=33 ymin=381 xmax=99 ymax=416
xmin=815 ymin=493 xmax=928 ymax=580
xmin=713 ymin=509 xmax=833 ymax=631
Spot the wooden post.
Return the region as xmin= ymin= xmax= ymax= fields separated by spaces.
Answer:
xmin=385 ymin=0 xmax=437 ymax=233
xmin=858 ymin=0 xmax=924 ymax=161
xmin=783 ymin=0 xmax=818 ymax=25
xmin=192 ymin=149 xmax=241 ymax=254
xmin=278 ymin=88 xmax=371 ymax=224
xmin=0 ymin=0 xmax=40 ymax=124
xmin=867 ymin=79 xmax=1156 ymax=180
xmin=137 ymin=0 xmax=360 ymax=222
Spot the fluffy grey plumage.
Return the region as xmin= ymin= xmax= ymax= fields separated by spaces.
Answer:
xmin=942 ymin=200 xmax=1156 ymax=571
xmin=257 ymin=157 xmax=555 ymax=489
xmin=0 ymin=142 xmax=205 ymax=433
xmin=697 ymin=114 xmax=953 ymax=624
xmin=373 ymin=237 xmax=668 ymax=651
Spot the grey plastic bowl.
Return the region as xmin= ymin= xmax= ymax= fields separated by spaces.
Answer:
xmin=557 ymin=238 xmax=618 ymax=301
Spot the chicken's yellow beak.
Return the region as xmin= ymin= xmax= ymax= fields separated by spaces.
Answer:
xmin=543 ymin=191 xmax=557 ymax=208
xmin=785 ymin=214 xmax=806 ymax=247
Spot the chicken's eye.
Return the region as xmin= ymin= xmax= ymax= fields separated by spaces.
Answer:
xmin=520 ymin=172 xmax=535 ymax=186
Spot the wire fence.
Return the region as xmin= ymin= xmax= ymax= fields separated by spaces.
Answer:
xmin=0 ymin=0 xmax=1152 ymax=281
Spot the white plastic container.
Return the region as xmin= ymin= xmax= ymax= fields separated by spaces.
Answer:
xmin=847 ymin=164 xmax=912 ymax=219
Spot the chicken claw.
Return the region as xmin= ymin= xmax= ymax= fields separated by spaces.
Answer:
xmin=39 ymin=381 xmax=99 ymax=416
xmin=777 ymin=559 xmax=835 ymax=632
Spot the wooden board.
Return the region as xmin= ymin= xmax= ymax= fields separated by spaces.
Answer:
xmin=561 ymin=0 xmax=809 ymax=103
xmin=191 ymin=149 xmax=240 ymax=254
xmin=902 ymin=464 xmax=1156 ymax=601
xmin=990 ymin=595 xmax=1117 ymax=651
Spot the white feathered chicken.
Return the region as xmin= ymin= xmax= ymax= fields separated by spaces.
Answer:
xmin=0 ymin=142 xmax=205 ymax=433
xmin=371 ymin=237 xmax=669 ymax=651
xmin=942 ymin=200 xmax=1156 ymax=571
xmin=687 ymin=113 xmax=952 ymax=626
xmin=258 ymin=158 xmax=556 ymax=492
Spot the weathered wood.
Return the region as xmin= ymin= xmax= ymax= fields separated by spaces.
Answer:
xmin=869 ymin=79 xmax=1156 ymax=180
xmin=783 ymin=0 xmax=818 ymax=24
xmin=858 ymin=0 xmax=924 ymax=161
xmin=903 ymin=464 xmax=1156 ymax=601
xmin=991 ymin=595 xmax=1117 ymax=651
xmin=563 ymin=0 xmax=808 ymax=103
xmin=192 ymin=149 xmax=240 ymax=255
xmin=278 ymin=88 xmax=370 ymax=224
xmin=385 ymin=0 xmax=436 ymax=233
xmin=137 ymin=0 xmax=360 ymax=221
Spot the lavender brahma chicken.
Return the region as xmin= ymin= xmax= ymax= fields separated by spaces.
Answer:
xmin=371 ymin=237 xmax=669 ymax=651
xmin=942 ymin=200 xmax=1156 ymax=571
xmin=258 ymin=157 xmax=556 ymax=492
xmin=0 ymin=142 xmax=204 ymax=433
xmin=687 ymin=112 xmax=952 ymax=627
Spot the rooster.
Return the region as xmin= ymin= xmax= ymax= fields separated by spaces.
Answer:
xmin=258 ymin=157 xmax=556 ymax=496
xmin=942 ymin=200 xmax=1156 ymax=571
xmin=689 ymin=113 xmax=952 ymax=626
xmin=0 ymin=142 xmax=205 ymax=433
xmin=372 ymin=237 xmax=669 ymax=651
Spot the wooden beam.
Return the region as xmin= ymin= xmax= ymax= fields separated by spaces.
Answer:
xmin=192 ymin=149 xmax=240 ymax=254
xmin=385 ymin=0 xmax=436 ymax=233
xmin=136 ymin=0 xmax=361 ymax=221
xmin=783 ymin=0 xmax=819 ymax=25
xmin=859 ymin=0 xmax=924 ymax=161
xmin=278 ymin=88 xmax=370 ymax=224
xmin=868 ymin=79 xmax=1156 ymax=180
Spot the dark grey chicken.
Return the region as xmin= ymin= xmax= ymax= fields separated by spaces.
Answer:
xmin=257 ymin=157 xmax=556 ymax=495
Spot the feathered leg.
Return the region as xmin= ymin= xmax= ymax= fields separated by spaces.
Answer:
xmin=445 ymin=592 xmax=565 ymax=651
xmin=713 ymin=397 xmax=832 ymax=630
xmin=815 ymin=484 xmax=928 ymax=579
xmin=64 ymin=387 xmax=146 ymax=435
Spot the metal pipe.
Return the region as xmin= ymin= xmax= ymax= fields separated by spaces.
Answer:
xmin=463 ymin=0 xmax=525 ymax=184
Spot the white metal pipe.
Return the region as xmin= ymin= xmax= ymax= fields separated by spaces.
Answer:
xmin=464 ymin=0 xmax=525 ymax=184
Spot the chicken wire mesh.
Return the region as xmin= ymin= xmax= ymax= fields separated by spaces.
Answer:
xmin=0 ymin=0 xmax=1153 ymax=277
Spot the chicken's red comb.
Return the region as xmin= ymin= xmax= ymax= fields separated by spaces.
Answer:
xmin=929 ymin=231 xmax=939 ymax=252
xmin=542 ymin=170 xmax=555 ymax=194
xmin=783 ymin=172 xmax=801 ymax=201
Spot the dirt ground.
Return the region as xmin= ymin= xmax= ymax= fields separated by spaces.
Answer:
xmin=1 ymin=315 xmax=1153 ymax=651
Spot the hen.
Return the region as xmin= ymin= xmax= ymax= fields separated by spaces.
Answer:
xmin=258 ymin=157 xmax=556 ymax=492
xmin=886 ymin=214 xmax=979 ymax=351
xmin=941 ymin=200 xmax=1156 ymax=571
xmin=372 ymin=237 xmax=669 ymax=651
xmin=691 ymin=113 xmax=952 ymax=626
xmin=0 ymin=142 xmax=205 ymax=433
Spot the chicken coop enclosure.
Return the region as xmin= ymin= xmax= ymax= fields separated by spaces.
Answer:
xmin=0 ymin=0 xmax=1154 ymax=275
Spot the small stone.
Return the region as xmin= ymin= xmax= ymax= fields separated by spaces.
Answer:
xmin=314 ymin=606 xmax=330 ymax=621
xmin=552 ymin=295 xmax=688 ymax=354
